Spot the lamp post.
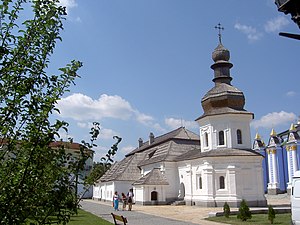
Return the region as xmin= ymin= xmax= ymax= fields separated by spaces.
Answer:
xmin=274 ymin=0 xmax=300 ymax=40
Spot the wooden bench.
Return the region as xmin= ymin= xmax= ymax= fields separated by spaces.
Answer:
xmin=111 ymin=213 xmax=128 ymax=225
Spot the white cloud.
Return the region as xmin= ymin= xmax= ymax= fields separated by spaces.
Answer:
xmin=264 ymin=16 xmax=289 ymax=33
xmin=99 ymin=128 xmax=120 ymax=140
xmin=251 ymin=111 xmax=297 ymax=129
xmin=136 ymin=112 xmax=154 ymax=125
xmin=286 ymin=91 xmax=297 ymax=97
xmin=58 ymin=0 xmax=77 ymax=13
xmin=165 ymin=117 xmax=198 ymax=130
xmin=56 ymin=93 xmax=164 ymax=131
xmin=234 ymin=23 xmax=263 ymax=42
xmin=57 ymin=93 xmax=135 ymax=121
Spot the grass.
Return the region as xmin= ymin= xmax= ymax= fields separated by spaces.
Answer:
xmin=67 ymin=209 xmax=113 ymax=225
xmin=206 ymin=213 xmax=291 ymax=225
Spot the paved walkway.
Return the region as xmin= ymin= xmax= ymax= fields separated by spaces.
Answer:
xmin=81 ymin=194 xmax=290 ymax=225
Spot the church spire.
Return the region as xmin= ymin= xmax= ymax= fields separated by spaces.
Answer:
xmin=211 ymin=25 xmax=233 ymax=86
xmin=198 ymin=26 xmax=253 ymax=120
xmin=215 ymin=23 xmax=224 ymax=44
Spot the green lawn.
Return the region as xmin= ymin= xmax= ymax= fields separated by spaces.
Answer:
xmin=206 ymin=213 xmax=291 ymax=225
xmin=68 ymin=209 xmax=113 ymax=225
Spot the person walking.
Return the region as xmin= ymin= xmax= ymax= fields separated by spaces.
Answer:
xmin=127 ymin=188 xmax=134 ymax=211
xmin=113 ymin=191 xmax=119 ymax=211
xmin=121 ymin=193 xmax=127 ymax=211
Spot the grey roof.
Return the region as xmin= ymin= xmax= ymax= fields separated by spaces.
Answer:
xmin=99 ymin=153 xmax=142 ymax=182
xmin=196 ymin=83 xmax=253 ymax=121
xmin=138 ymin=140 xmax=199 ymax=167
xmin=132 ymin=168 xmax=169 ymax=186
xmin=126 ymin=127 xmax=199 ymax=157
xmin=99 ymin=127 xmax=200 ymax=183
xmin=202 ymin=83 xmax=244 ymax=102
xmin=175 ymin=148 xmax=262 ymax=161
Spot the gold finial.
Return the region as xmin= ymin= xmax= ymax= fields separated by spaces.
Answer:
xmin=290 ymin=123 xmax=296 ymax=132
xmin=270 ymin=128 xmax=277 ymax=137
xmin=215 ymin=23 xmax=224 ymax=44
xmin=255 ymin=132 xmax=261 ymax=140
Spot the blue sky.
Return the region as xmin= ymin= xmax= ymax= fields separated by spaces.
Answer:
xmin=50 ymin=0 xmax=299 ymax=161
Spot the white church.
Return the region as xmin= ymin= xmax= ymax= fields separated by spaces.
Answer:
xmin=93 ymin=37 xmax=267 ymax=207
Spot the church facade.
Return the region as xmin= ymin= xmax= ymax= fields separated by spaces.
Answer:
xmin=93 ymin=38 xmax=266 ymax=207
xmin=253 ymin=122 xmax=300 ymax=195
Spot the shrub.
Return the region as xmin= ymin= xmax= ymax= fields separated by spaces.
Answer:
xmin=237 ymin=199 xmax=252 ymax=221
xmin=223 ymin=202 xmax=230 ymax=218
xmin=268 ymin=205 xmax=276 ymax=224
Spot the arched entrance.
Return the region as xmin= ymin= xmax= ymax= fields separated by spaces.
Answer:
xmin=151 ymin=191 xmax=158 ymax=201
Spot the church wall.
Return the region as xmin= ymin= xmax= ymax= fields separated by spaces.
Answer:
xmin=141 ymin=162 xmax=179 ymax=202
xmin=134 ymin=186 xmax=145 ymax=204
xmin=93 ymin=181 xmax=134 ymax=202
xmin=198 ymin=114 xmax=252 ymax=151
xmin=178 ymin=155 xmax=266 ymax=207
xmin=93 ymin=181 xmax=114 ymax=201
xmin=163 ymin=162 xmax=180 ymax=201
xmin=134 ymin=185 xmax=167 ymax=205
xmin=115 ymin=181 xmax=135 ymax=199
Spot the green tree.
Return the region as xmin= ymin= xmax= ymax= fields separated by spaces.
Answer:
xmin=85 ymin=135 xmax=122 ymax=186
xmin=223 ymin=202 xmax=230 ymax=218
xmin=237 ymin=199 xmax=252 ymax=221
xmin=77 ymin=123 xmax=122 ymax=200
xmin=268 ymin=205 xmax=276 ymax=224
xmin=0 ymin=0 xmax=83 ymax=224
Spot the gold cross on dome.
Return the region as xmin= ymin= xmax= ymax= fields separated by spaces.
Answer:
xmin=215 ymin=23 xmax=224 ymax=44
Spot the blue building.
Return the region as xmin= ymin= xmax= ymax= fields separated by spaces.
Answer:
xmin=253 ymin=122 xmax=300 ymax=194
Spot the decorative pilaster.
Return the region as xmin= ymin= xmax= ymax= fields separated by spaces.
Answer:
xmin=286 ymin=145 xmax=298 ymax=191
xmin=286 ymin=123 xmax=299 ymax=194
xmin=267 ymin=148 xmax=280 ymax=194
xmin=267 ymin=129 xmax=280 ymax=195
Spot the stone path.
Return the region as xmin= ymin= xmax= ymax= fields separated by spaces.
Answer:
xmin=81 ymin=194 xmax=290 ymax=225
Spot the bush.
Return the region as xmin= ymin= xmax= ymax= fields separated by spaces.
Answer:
xmin=223 ymin=202 xmax=230 ymax=218
xmin=268 ymin=205 xmax=276 ymax=224
xmin=237 ymin=199 xmax=252 ymax=221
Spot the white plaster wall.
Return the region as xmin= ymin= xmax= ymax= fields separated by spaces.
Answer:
xmin=178 ymin=155 xmax=265 ymax=205
xmin=163 ymin=162 xmax=180 ymax=199
xmin=198 ymin=114 xmax=253 ymax=151
xmin=134 ymin=186 xmax=145 ymax=203
xmin=93 ymin=182 xmax=114 ymax=201
xmin=93 ymin=181 xmax=135 ymax=201
xmin=93 ymin=185 xmax=100 ymax=199
xmin=114 ymin=181 xmax=134 ymax=198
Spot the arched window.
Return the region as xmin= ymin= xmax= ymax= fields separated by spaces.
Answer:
xmin=219 ymin=176 xmax=225 ymax=189
xmin=199 ymin=176 xmax=202 ymax=189
xmin=219 ymin=131 xmax=224 ymax=145
xmin=204 ymin=132 xmax=209 ymax=147
xmin=237 ymin=129 xmax=242 ymax=144
xmin=151 ymin=191 xmax=158 ymax=201
xmin=196 ymin=175 xmax=202 ymax=189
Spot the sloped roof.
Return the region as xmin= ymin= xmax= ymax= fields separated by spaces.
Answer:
xmin=126 ymin=127 xmax=199 ymax=157
xmin=176 ymin=148 xmax=262 ymax=161
xmin=99 ymin=127 xmax=200 ymax=183
xmin=99 ymin=153 xmax=143 ymax=182
xmin=132 ymin=168 xmax=169 ymax=185
xmin=138 ymin=140 xmax=199 ymax=167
